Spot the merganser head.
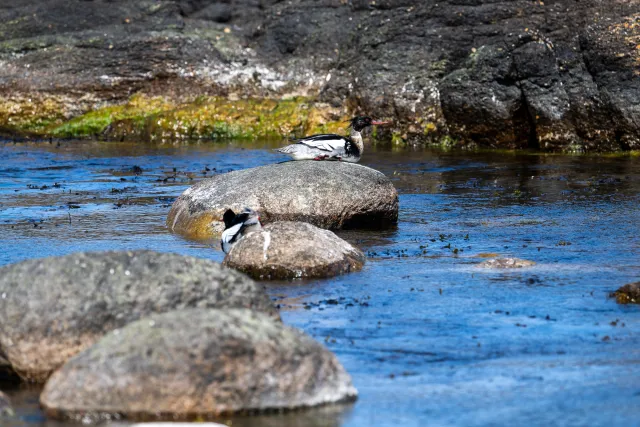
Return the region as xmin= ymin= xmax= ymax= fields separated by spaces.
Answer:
xmin=222 ymin=207 xmax=261 ymax=228
xmin=350 ymin=116 xmax=391 ymax=132
xmin=238 ymin=207 xmax=261 ymax=226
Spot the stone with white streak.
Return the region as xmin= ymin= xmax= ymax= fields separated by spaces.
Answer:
xmin=223 ymin=222 xmax=366 ymax=280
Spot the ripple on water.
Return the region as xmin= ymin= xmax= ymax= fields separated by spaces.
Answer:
xmin=0 ymin=140 xmax=639 ymax=427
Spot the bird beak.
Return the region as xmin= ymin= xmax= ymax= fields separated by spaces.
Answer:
xmin=372 ymin=120 xmax=392 ymax=125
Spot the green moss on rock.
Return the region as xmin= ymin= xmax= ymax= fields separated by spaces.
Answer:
xmin=52 ymin=95 xmax=174 ymax=138
xmin=1 ymin=94 xmax=349 ymax=141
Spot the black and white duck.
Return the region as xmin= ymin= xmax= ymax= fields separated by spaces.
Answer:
xmin=275 ymin=116 xmax=390 ymax=163
xmin=220 ymin=207 xmax=262 ymax=254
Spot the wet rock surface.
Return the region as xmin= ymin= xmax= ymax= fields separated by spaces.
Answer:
xmin=477 ymin=258 xmax=536 ymax=269
xmin=40 ymin=309 xmax=357 ymax=421
xmin=0 ymin=391 xmax=14 ymax=418
xmin=167 ymin=161 xmax=398 ymax=238
xmin=223 ymin=222 xmax=366 ymax=280
xmin=0 ymin=1 xmax=638 ymax=150
xmin=0 ymin=250 xmax=277 ymax=382
xmin=611 ymin=281 xmax=640 ymax=304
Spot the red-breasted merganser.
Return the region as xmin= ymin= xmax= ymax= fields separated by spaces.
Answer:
xmin=221 ymin=207 xmax=262 ymax=253
xmin=276 ymin=116 xmax=390 ymax=163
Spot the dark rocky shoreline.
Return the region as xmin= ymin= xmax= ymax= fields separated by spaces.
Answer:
xmin=0 ymin=1 xmax=638 ymax=151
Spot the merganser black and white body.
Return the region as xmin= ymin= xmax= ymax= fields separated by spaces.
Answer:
xmin=276 ymin=116 xmax=390 ymax=163
xmin=221 ymin=207 xmax=262 ymax=254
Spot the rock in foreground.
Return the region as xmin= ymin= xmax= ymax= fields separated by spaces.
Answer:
xmin=0 ymin=251 xmax=277 ymax=382
xmin=41 ymin=309 xmax=357 ymax=421
xmin=167 ymin=161 xmax=398 ymax=238
xmin=610 ymin=281 xmax=640 ymax=304
xmin=223 ymin=222 xmax=365 ymax=280
xmin=477 ymin=258 xmax=536 ymax=269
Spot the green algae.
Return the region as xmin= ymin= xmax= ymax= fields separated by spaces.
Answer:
xmin=0 ymin=96 xmax=68 ymax=135
xmin=51 ymin=95 xmax=174 ymax=138
xmin=51 ymin=95 xmax=348 ymax=142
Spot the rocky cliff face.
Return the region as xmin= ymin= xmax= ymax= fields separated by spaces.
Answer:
xmin=0 ymin=0 xmax=637 ymax=151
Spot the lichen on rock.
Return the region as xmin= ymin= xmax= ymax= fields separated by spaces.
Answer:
xmin=40 ymin=309 xmax=357 ymax=421
xmin=167 ymin=161 xmax=399 ymax=238
xmin=0 ymin=250 xmax=277 ymax=382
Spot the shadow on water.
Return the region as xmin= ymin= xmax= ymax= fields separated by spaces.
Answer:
xmin=1 ymin=140 xmax=639 ymax=426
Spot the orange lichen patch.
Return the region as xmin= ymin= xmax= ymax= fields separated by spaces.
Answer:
xmin=166 ymin=210 xmax=222 ymax=240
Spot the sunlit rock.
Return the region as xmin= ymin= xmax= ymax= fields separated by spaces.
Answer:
xmin=167 ymin=161 xmax=398 ymax=239
xmin=223 ymin=221 xmax=365 ymax=280
xmin=41 ymin=309 xmax=357 ymax=421
xmin=0 ymin=251 xmax=278 ymax=382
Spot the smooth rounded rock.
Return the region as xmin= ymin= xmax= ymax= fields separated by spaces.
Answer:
xmin=166 ymin=161 xmax=398 ymax=238
xmin=41 ymin=309 xmax=357 ymax=421
xmin=610 ymin=281 xmax=640 ymax=304
xmin=477 ymin=258 xmax=536 ymax=269
xmin=0 ymin=251 xmax=278 ymax=382
xmin=223 ymin=222 xmax=365 ymax=280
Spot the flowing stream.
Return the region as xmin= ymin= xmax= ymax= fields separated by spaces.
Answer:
xmin=1 ymin=140 xmax=639 ymax=426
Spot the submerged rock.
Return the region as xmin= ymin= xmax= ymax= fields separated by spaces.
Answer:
xmin=0 ymin=251 xmax=277 ymax=382
xmin=0 ymin=392 xmax=14 ymax=418
xmin=41 ymin=309 xmax=357 ymax=421
xmin=223 ymin=222 xmax=365 ymax=280
xmin=610 ymin=281 xmax=640 ymax=304
xmin=477 ymin=258 xmax=536 ymax=269
xmin=167 ymin=161 xmax=398 ymax=238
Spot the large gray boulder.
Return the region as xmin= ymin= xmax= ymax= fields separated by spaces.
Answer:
xmin=223 ymin=222 xmax=366 ymax=280
xmin=0 ymin=251 xmax=278 ymax=382
xmin=40 ymin=309 xmax=357 ymax=421
xmin=166 ymin=161 xmax=398 ymax=239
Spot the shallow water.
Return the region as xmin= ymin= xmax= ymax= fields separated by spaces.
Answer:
xmin=1 ymin=140 xmax=639 ymax=427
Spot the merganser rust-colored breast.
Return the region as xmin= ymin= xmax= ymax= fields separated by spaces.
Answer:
xmin=166 ymin=161 xmax=398 ymax=239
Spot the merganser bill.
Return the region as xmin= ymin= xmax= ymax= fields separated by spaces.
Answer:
xmin=276 ymin=116 xmax=390 ymax=163
xmin=221 ymin=207 xmax=262 ymax=254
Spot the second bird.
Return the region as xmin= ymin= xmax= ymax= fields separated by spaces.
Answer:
xmin=276 ymin=116 xmax=390 ymax=163
xmin=221 ymin=207 xmax=262 ymax=254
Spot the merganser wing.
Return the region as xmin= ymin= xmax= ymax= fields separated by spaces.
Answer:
xmin=295 ymin=134 xmax=349 ymax=152
xmin=221 ymin=222 xmax=243 ymax=253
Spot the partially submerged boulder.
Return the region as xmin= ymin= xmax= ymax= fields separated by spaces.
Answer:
xmin=610 ymin=281 xmax=640 ymax=304
xmin=0 ymin=392 xmax=14 ymax=418
xmin=41 ymin=309 xmax=357 ymax=421
xmin=0 ymin=251 xmax=278 ymax=382
xmin=223 ymin=222 xmax=365 ymax=280
xmin=477 ymin=258 xmax=536 ymax=269
xmin=166 ymin=161 xmax=398 ymax=238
